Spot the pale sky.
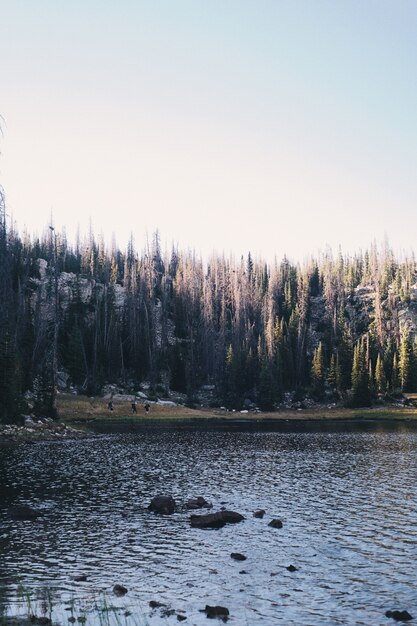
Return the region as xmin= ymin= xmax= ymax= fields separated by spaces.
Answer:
xmin=1 ymin=0 xmax=416 ymax=261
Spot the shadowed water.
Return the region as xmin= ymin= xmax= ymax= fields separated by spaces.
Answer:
xmin=0 ymin=420 xmax=416 ymax=625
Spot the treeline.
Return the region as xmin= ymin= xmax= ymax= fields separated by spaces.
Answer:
xmin=1 ymin=191 xmax=417 ymax=422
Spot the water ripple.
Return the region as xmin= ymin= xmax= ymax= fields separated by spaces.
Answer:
xmin=0 ymin=423 xmax=416 ymax=624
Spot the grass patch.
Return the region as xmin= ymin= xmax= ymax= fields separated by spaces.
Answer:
xmin=56 ymin=394 xmax=417 ymax=424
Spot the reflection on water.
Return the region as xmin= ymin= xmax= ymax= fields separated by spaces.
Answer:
xmin=0 ymin=420 xmax=416 ymax=625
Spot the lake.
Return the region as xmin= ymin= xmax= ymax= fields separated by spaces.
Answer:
xmin=0 ymin=419 xmax=416 ymax=625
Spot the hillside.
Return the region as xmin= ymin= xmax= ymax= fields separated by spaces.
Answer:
xmin=2 ymin=213 xmax=417 ymax=422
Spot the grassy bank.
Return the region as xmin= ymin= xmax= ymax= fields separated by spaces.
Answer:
xmin=57 ymin=393 xmax=417 ymax=423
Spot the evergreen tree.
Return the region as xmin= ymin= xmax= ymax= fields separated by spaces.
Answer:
xmin=258 ymin=357 xmax=276 ymax=411
xmin=398 ymin=326 xmax=415 ymax=391
xmin=351 ymin=339 xmax=371 ymax=407
xmin=223 ymin=344 xmax=241 ymax=409
xmin=311 ymin=342 xmax=325 ymax=399
xmin=375 ymin=353 xmax=386 ymax=394
xmin=391 ymin=353 xmax=400 ymax=391
xmin=327 ymin=351 xmax=341 ymax=392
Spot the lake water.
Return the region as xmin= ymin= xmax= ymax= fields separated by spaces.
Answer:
xmin=0 ymin=420 xmax=416 ymax=625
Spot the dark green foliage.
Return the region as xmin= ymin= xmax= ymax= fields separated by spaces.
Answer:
xmin=398 ymin=326 xmax=417 ymax=392
xmin=258 ymin=358 xmax=277 ymax=411
xmin=33 ymin=356 xmax=57 ymax=419
xmin=0 ymin=325 xmax=23 ymax=423
xmin=327 ymin=351 xmax=341 ymax=393
xmin=2 ymin=197 xmax=417 ymax=420
xmin=374 ymin=353 xmax=386 ymax=394
xmin=170 ymin=343 xmax=187 ymax=393
xmin=310 ymin=342 xmax=325 ymax=399
xmin=351 ymin=338 xmax=371 ymax=407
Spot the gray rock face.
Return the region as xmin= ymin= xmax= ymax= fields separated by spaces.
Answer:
xmin=190 ymin=510 xmax=244 ymax=528
xmin=148 ymin=495 xmax=176 ymax=515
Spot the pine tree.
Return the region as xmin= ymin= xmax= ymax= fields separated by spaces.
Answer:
xmin=351 ymin=339 xmax=371 ymax=407
xmin=375 ymin=353 xmax=386 ymax=394
xmin=391 ymin=352 xmax=400 ymax=391
xmin=223 ymin=344 xmax=240 ymax=409
xmin=398 ymin=326 xmax=415 ymax=391
xmin=337 ymin=309 xmax=352 ymax=391
xmin=0 ymin=186 xmax=22 ymax=423
xmin=258 ymin=357 xmax=276 ymax=411
xmin=327 ymin=351 xmax=341 ymax=392
xmin=311 ymin=342 xmax=325 ymax=399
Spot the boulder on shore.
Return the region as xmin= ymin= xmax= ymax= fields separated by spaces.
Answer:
xmin=148 ymin=495 xmax=176 ymax=515
xmin=7 ymin=505 xmax=41 ymax=521
xmin=190 ymin=510 xmax=244 ymax=529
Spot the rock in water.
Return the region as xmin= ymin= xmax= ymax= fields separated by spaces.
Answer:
xmin=203 ymin=605 xmax=229 ymax=621
xmin=190 ymin=511 xmax=244 ymax=528
xmin=149 ymin=601 xmax=166 ymax=609
xmin=148 ymin=495 xmax=176 ymax=515
xmin=231 ymin=553 xmax=247 ymax=561
xmin=268 ymin=519 xmax=283 ymax=529
xmin=113 ymin=584 xmax=128 ymax=596
xmin=385 ymin=610 xmax=413 ymax=622
xmin=7 ymin=505 xmax=41 ymax=521
xmin=253 ymin=509 xmax=266 ymax=518
xmin=185 ymin=496 xmax=212 ymax=509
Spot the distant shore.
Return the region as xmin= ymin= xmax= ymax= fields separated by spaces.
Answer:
xmin=57 ymin=393 xmax=417 ymax=423
xmin=2 ymin=394 xmax=417 ymax=448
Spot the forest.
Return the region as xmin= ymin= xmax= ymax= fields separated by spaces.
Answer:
xmin=1 ymin=185 xmax=417 ymax=423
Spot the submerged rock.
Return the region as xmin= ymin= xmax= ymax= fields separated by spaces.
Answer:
xmin=149 ymin=601 xmax=167 ymax=609
xmin=29 ymin=617 xmax=51 ymax=625
xmin=7 ymin=505 xmax=41 ymax=521
xmin=186 ymin=496 xmax=212 ymax=509
xmin=268 ymin=519 xmax=283 ymax=529
xmin=148 ymin=495 xmax=176 ymax=515
xmin=202 ymin=605 xmax=229 ymax=621
xmin=190 ymin=511 xmax=244 ymax=529
xmin=113 ymin=584 xmax=128 ymax=596
xmin=385 ymin=610 xmax=413 ymax=622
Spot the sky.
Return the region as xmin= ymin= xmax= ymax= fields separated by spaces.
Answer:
xmin=1 ymin=0 xmax=417 ymax=261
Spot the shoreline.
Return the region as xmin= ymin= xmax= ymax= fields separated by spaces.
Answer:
xmin=2 ymin=394 xmax=417 ymax=447
xmin=57 ymin=394 xmax=417 ymax=423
